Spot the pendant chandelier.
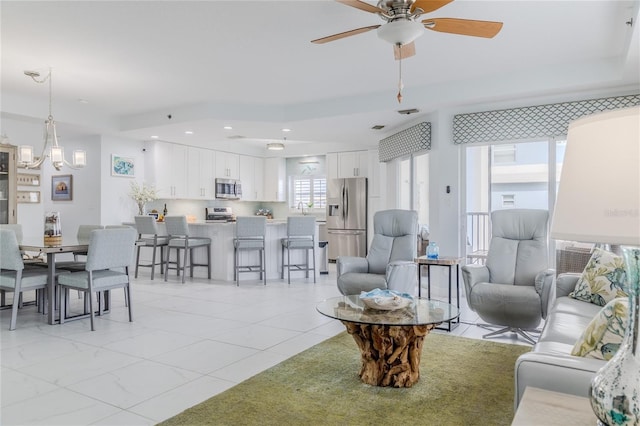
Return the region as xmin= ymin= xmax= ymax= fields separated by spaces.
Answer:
xmin=19 ymin=68 xmax=86 ymax=171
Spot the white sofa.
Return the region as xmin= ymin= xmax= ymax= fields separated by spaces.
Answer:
xmin=514 ymin=272 xmax=606 ymax=408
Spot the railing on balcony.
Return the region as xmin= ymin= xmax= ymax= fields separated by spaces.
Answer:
xmin=467 ymin=212 xmax=490 ymax=265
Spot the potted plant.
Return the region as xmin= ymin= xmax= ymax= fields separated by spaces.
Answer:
xmin=129 ymin=181 xmax=158 ymax=215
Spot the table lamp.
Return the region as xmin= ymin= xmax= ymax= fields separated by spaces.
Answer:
xmin=551 ymin=106 xmax=640 ymax=425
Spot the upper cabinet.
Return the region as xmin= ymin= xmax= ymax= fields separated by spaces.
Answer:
xmin=145 ymin=141 xmax=188 ymax=199
xmin=0 ymin=145 xmax=17 ymax=224
xmin=327 ymin=150 xmax=370 ymax=180
xmin=338 ymin=151 xmax=369 ymax=178
xmin=239 ymin=155 xmax=264 ymax=201
xmin=326 ymin=152 xmax=338 ymax=181
xmin=215 ymin=151 xmax=239 ymax=179
xmin=187 ymin=147 xmax=215 ymax=199
xmin=263 ymin=157 xmax=286 ymax=202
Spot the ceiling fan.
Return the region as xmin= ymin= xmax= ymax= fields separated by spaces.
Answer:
xmin=312 ymin=0 xmax=503 ymax=60
xmin=311 ymin=0 xmax=503 ymax=102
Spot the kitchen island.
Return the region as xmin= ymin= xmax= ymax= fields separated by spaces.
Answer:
xmin=133 ymin=220 xmax=320 ymax=282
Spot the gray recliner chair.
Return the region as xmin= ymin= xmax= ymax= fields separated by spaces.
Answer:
xmin=337 ymin=209 xmax=418 ymax=296
xmin=461 ymin=209 xmax=555 ymax=344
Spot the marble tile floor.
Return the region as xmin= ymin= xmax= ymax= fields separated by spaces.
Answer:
xmin=1 ymin=266 xmax=531 ymax=425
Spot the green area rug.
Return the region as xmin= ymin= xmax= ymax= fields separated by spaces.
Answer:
xmin=161 ymin=332 xmax=530 ymax=426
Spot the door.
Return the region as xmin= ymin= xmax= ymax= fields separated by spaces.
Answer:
xmin=344 ymin=177 xmax=367 ymax=230
xmin=327 ymin=229 xmax=367 ymax=261
xmin=326 ymin=178 xmax=345 ymax=230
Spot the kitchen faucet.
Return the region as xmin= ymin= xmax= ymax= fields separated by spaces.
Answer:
xmin=297 ymin=201 xmax=306 ymax=215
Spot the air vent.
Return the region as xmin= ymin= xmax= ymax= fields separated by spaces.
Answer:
xmin=371 ymin=125 xmax=385 ymax=130
xmin=397 ymin=108 xmax=420 ymax=115
xmin=227 ymin=135 xmax=245 ymax=140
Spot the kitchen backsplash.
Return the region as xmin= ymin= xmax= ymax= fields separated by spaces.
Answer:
xmin=146 ymin=199 xmax=324 ymax=221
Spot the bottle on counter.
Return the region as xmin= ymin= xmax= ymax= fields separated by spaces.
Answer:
xmin=427 ymin=242 xmax=439 ymax=259
xmin=163 ymin=203 xmax=168 ymax=217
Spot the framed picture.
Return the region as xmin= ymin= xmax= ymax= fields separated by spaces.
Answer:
xmin=51 ymin=175 xmax=72 ymax=201
xmin=111 ymin=154 xmax=135 ymax=177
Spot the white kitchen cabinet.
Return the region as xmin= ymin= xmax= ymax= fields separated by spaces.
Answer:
xmin=215 ymin=151 xmax=239 ymax=179
xmin=367 ymin=148 xmax=382 ymax=197
xmin=145 ymin=141 xmax=188 ymax=199
xmin=239 ymin=155 xmax=264 ymax=201
xmin=338 ymin=150 xmax=368 ymax=178
xmin=326 ymin=152 xmax=338 ymax=181
xmin=187 ymin=147 xmax=215 ymax=199
xmin=263 ymin=157 xmax=286 ymax=201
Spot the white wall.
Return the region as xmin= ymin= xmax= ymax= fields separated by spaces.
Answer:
xmin=100 ymin=135 xmax=146 ymax=226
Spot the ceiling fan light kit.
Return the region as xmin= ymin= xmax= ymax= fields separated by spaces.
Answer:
xmin=313 ymin=0 xmax=503 ymax=103
xmin=377 ymin=20 xmax=424 ymax=45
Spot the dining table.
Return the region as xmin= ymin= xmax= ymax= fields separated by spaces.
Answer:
xmin=19 ymin=238 xmax=89 ymax=324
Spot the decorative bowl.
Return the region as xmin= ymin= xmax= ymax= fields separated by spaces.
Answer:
xmin=359 ymin=289 xmax=414 ymax=311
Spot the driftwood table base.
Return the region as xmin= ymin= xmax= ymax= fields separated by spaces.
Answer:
xmin=342 ymin=321 xmax=437 ymax=388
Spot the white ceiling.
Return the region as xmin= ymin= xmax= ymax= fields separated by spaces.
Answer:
xmin=1 ymin=1 xmax=639 ymax=155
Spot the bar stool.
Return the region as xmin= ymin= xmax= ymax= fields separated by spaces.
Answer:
xmin=281 ymin=216 xmax=316 ymax=284
xmin=233 ymin=216 xmax=267 ymax=286
xmin=164 ymin=216 xmax=211 ymax=283
xmin=134 ymin=216 xmax=169 ymax=280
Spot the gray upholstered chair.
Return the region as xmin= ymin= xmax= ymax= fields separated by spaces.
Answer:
xmin=134 ymin=216 xmax=169 ymax=280
xmin=164 ymin=216 xmax=211 ymax=283
xmin=234 ymin=216 xmax=267 ymax=285
xmin=281 ymin=216 xmax=316 ymax=284
xmin=56 ymin=225 xmax=105 ymax=273
xmin=0 ymin=229 xmax=50 ymax=330
xmin=461 ymin=209 xmax=554 ymax=344
xmin=58 ymin=227 xmax=137 ymax=331
xmin=337 ymin=209 xmax=418 ymax=296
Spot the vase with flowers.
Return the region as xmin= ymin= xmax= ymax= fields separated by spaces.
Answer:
xmin=129 ymin=181 xmax=158 ymax=215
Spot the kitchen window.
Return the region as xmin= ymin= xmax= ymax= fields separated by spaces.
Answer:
xmin=290 ymin=176 xmax=326 ymax=210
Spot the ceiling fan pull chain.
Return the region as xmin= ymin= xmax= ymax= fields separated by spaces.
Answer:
xmin=397 ymin=44 xmax=403 ymax=103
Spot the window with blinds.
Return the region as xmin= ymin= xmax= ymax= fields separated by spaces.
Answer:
xmin=291 ymin=176 xmax=326 ymax=209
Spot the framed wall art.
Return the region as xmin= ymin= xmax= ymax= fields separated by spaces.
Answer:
xmin=51 ymin=175 xmax=72 ymax=201
xmin=111 ymin=154 xmax=135 ymax=177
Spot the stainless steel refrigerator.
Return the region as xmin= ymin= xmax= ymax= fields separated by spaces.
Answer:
xmin=326 ymin=177 xmax=368 ymax=261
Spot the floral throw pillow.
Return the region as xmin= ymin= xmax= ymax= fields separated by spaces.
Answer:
xmin=571 ymin=297 xmax=628 ymax=360
xmin=569 ymin=248 xmax=628 ymax=306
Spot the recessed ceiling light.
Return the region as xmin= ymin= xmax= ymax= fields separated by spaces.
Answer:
xmin=223 ymin=126 xmax=233 ymax=130
xmin=185 ymin=130 xmax=193 ymax=135
xmin=151 ymin=135 xmax=159 ymax=139
xmin=281 ymin=128 xmax=291 ymax=132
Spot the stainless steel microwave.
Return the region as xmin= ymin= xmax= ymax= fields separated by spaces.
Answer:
xmin=215 ymin=178 xmax=242 ymax=200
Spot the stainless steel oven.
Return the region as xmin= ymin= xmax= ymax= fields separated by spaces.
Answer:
xmin=215 ymin=178 xmax=242 ymax=200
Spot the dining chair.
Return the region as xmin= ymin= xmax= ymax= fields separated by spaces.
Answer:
xmin=57 ymin=227 xmax=137 ymax=331
xmin=57 ymin=225 xmax=105 ymax=273
xmin=134 ymin=215 xmax=169 ymax=280
xmin=281 ymin=216 xmax=316 ymax=284
xmin=233 ymin=216 xmax=267 ymax=285
xmin=164 ymin=216 xmax=211 ymax=283
xmin=0 ymin=229 xmax=51 ymax=330
xmin=73 ymin=224 xmax=104 ymax=260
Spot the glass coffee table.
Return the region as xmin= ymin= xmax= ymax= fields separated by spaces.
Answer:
xmin=317 ymin=295 xmax=459 ymax=388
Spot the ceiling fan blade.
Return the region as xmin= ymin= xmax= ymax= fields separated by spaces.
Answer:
xmin=411 ymin=0 xmax=454 ymax=14
xmin=336 ymin=0 xmax=386 ymax=14
xmin=311 ymin=25 xmax=380 ymax=44
xmin=394 ymin=42 xmax=416 ymax=60
xmin=422 ymin=18 xmax=503 ymax=38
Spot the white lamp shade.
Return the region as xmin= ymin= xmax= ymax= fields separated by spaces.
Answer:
xmin=19 ymin=146 xmax=34 ymax=163
xmin=377 ymin=20 xmax=424 ymax=45
xmin=51 ymin=146 xmax=64 ymax=164
xmin=551 ymin=106 xmax=640 ymax=245
xmin=73 ymin=150 xmax=86 ymax=167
